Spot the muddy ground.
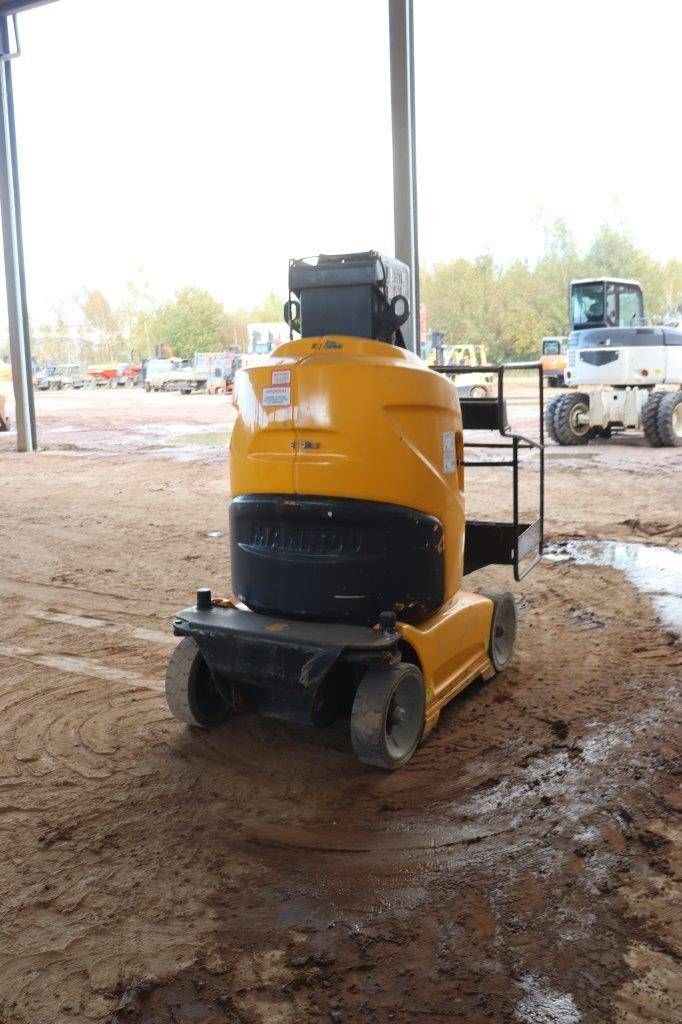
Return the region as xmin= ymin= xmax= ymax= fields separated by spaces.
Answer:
xmin=0 ymin=388 xmax=679 ymax=1024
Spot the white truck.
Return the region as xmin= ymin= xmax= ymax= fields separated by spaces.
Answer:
xmin=545 ymin=278 xmax=682 ymax=447
xmin=144 ymin=353 xmax=239 ymax=394
xmin=144 ymin=357 xmax=208 ymax=394
xmin=35 ymin=364 xmax=86 ymax=390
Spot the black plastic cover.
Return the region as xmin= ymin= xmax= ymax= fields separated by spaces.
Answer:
xmin=230 ymin=494 xmax=444 ymax=625
xmin=579 ymin=349 xmax=619 ymax=366
xmin=288 ymin=251 xmax=409 ymax=342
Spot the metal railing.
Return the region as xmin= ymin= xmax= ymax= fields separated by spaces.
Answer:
xmin=432 ymin=360 xmax=545 ymax=581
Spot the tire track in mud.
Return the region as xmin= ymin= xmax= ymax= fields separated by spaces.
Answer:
xmin=0 ymin=559 xmax=679 ymax=1022
xmin=0 ymin=620 xmax=220 ymax=1022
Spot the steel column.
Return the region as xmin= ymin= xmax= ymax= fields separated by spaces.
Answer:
xmin=388 ymin=0 xmax=419 ymax=353
xmin=0 ymin=15 xmax=35 ymax=451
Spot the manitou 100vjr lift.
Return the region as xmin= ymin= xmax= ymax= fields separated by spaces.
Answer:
xmin=165 ymin=252 xmax=544 ymax=769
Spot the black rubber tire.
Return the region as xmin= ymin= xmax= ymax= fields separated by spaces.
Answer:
xmin=656 ymin=391 xmax=682 ymax=447
xmin=642 ymin=391 xmax=665 ymax=447
xmin=350 ymin=663 xmax=425 ymax=769
xmin=544 ymin=395 xmax=563 ymax=443
xmin=553 ymin=392 xmax=592 ymax=445
xmin=165 ymin=637 xmax=231 ymax=728
xmin=481 ymin=590 xmax=517 ymax=672
xmin=470 ymin=385 xmax=487 ymax=398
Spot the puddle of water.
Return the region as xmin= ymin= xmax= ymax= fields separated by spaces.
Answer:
xmin=546 ymin=540 xmax=682 ymax=639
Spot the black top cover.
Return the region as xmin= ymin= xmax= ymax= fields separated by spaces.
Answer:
xmin=288 ymin=251 xmax=410 ymax=343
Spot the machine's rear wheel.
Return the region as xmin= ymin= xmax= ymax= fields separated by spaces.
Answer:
xmin=642 ymin=391 xmax=665 ymax=447
xmin=351 ymin=663 xmax=425 ymax=769
xmin=165 ymin=637 xmax=232 ymax=728
xmin=553 ymin=392 xmax=592 ymax=445
xmin=656 ymin=391 xmax=682 ymax=447
xmin=544 ymin=395 xmax=562 ymax=443
xmin=482 ymin=590 xmax=517 ymax=671
xmin=470 ymin=385 xmax=487 ymax=398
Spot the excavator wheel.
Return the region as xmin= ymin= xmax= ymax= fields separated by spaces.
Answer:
xmin=553 ymin=392 xmax=592 ymax=445
xmin=351 ymin=663 xmax=425 ymax=770
xmin=642 ymin=391 xmax=666 ymax=447
xmin=165 ymin=637 xmax=232 ymax=728
xmin=544 ymin=395 xmax=563 ymax=443
xmin=656 ymin=391 xmax=682 ymax=447
xmin=481 ymin=590 xmax=517 ymax=672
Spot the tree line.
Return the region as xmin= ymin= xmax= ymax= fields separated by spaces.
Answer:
xmin=421 ymin=221 xmax=682 ymax=360
xmin=19 ymin=223 xmax=682 ymax=366
xmin=28 ymin=285 xmax=285 ymax=365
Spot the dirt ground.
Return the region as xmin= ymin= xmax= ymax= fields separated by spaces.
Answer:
xmin=0 ymin=388 xmax=679 ymax=1024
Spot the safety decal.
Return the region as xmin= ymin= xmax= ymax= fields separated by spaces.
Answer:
xmin=271 ymin=369 xmax=291 ymax=385
xmin=262 ymin=386 xmax=291 ymax=407
xmin=442 ymin=431 xmax=456 ymax=473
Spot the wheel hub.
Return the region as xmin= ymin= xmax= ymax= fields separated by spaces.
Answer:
xmin=673 ymin=403 xmax=682 ymax=438
xmin=385 ymin=675 xmax=423 ymax=760
xmin=390 ymin=703 xmax=407 ymax=727
xmin=571 ymin=404 xmax=591 ymax=434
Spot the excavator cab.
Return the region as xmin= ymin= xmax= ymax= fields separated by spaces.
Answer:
xmin=570 ymin=278 xmax=644 ymax=331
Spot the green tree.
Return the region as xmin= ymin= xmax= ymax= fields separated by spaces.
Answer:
xmin=421 ymin=223 xmax=679 ymax=361
xmin=148 ymin=287 xmax=226 ymax=359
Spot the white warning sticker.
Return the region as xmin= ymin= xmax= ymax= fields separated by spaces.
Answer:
xmin=442 ymin=431 xmax=456 ymax=473
xmin=271 ymin=369 xmax=291 ymax=385
xmin=262 ymin=385 xmax=291 ymax=407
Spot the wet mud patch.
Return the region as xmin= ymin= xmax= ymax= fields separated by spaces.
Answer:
xmin=0 ymin=436 xmax=680 ymax=1023
xmin=546 ymin=539 xmax=682 ymax=640
xmin=88 ymin=558 xmax=681 ymax=1024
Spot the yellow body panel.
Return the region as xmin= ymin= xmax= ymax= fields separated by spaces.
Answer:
xmin=399 ymin=592 xmax=493 ymax=727
xmin=229 ymin=334 xmax=496 ymax=723
xmin=231 ymin=335 xmax=466 ymax=601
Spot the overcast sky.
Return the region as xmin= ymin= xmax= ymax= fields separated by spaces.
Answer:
xmin=8 ymin=0 xmax=682 ymax=323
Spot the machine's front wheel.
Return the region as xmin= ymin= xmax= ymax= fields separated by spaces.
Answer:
xmin=351 ymin=663 xmax=425 ymax=769
xmin=656 ymin=391 xmax=682 ymax=447
xmin=482 ymin=590 xmax=518 ymax=672
xmin=544 ymin=395 xmax=562 ymax=443
xmin=642 ymin=391 xmax=665 ymax=447
xmin=553 ymin=392 xmax=592 ymax=445
xmin=165 ymin=637 xmax=232 ymax=728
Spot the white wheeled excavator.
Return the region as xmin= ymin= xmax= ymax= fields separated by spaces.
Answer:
xmin=545 ymin=278 xmax=682 ymax=447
